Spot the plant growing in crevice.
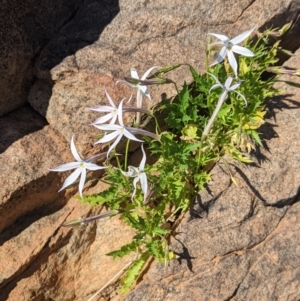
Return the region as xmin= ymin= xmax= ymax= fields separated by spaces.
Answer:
xmin=49 ymin=22 xmax=296 ymax=295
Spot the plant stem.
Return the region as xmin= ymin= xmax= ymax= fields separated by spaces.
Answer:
xmin=172 ymin=80 xmax=180 ymax=97
xmin=153 ymin=115 xmax=161 ymax=135
xmin=124 ymin=139 xmax=130 ymax=170
xmin=115 ymin=154 xmax=122 ymax=170
xmin=86 ymin=260 xmax=134 ymax=301
xmin=201 ymin=91 xmax=227 ymax=142
xmin=196 ymin=141 xmax=203 ymax=173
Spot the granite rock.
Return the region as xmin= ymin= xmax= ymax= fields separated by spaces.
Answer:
xmin=0 ymin=0 xmax=83 ymax=117
xmin=1 ymin=1 xmax=300 ymax=300
xmin=29 ymin=0 xmax=300 ymax=148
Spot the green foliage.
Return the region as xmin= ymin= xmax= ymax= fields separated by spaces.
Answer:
xmin=106 ymin=240 xmax=142 ymax=259
xmin=119 ymin=252 xmax=150 ymax=293
xmin=79 ymin=24 xmax=292 ymax=293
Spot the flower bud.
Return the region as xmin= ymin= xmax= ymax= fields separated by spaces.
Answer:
xmin=124 ymin=77 xmax=172 ymax=85
xmin=266 ymin=66 xmax=299 ymax=76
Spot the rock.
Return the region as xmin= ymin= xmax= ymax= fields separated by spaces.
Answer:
xmin=0 ymin=0 xmax=83 ymax=117
xmin=0 ymin=106 xmax=135 ymax=300
xmin=233 ymin=68 xmax=300 ymax=206
xmin=0 ymin=105 xmax=72 ymax=233
xmin=29 ymin=0 xmax=300 ymax=149
xmin=0 ymin=197 xmax=135 ymax=301
xmin=1 ymin=0 xmax=300 ymax=300
xmin=122 ymin=49 xmax=300 ymax=300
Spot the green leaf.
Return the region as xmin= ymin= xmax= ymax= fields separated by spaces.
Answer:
xmin=106 ymin=240 xmax=142 ymax=259
xmin=124 ymin=213 xmax=147 ymax=231
xmin=120 ymin=252 xmax=150 ymax=293
xmin=153 ymin=227 xmax=171 ymax=236
xmin=146 ymin=240 xmax=165 ymax=260
xmin=250 ymin=130 xmax=263 ymax=146
xmin=194 ymin=171 xmax=211 ymax=190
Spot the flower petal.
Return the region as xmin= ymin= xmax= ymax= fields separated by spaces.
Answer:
xmin=227 ymin=50 xmax=238 ymax=77
xmin=106 ymin=134 xmax=123 ymax=157
xmin=84 ymin=162 xmax=107 ymax=170
xmin=126 ymin=166 xmax=139 ymax=177
xmin=207 ymin=72 xmax=221 ymax=84
xmin=110 ymin=113 xmax=118 ymax=125
xmin=210 ymin=46 xmax=227 ymax=66
xmin=127 ymin=127 xmax=160 ymax=140
xmin=59 ymin=168 xmax=82 ymax=192
xmin=224 ymin=76 xmax=234 ymax=90
xmin=130 ymin=68 xmax=139 ymax=79
xmin=95 ymin=130 xmax=120 ymax=144
xmin=234 ymin=90 xmax=248 ymax=106
xmin=115 ymin=79 xmax=136 ymax=89
xmin=120 ymin=169 xmax=129 ymax=177
xmin=229 ymin=81 xmax=243 ymax=91
xmin=70 ymin=135 xmax=82 ymax=162
xmin=232 ymin=45 xmax=255 ymax=57
xmin=105 ymin=88 xmax=117 ymax=108
xmin=230 ymin=26 xmax=256 ymax=45
xmin=140 ymin=172 xmax=148 ymax=197
xmin=78 ymin=167 xmax=86 ymax=199
xmin=209 ymin=83 xmax=222 ymax=93
xmin=123 ymin=128 xmax=144 ymax=142
xmin=141 ymin=66 xmax=161 ymax=80
xmin=127 ymin=94 xmax=133 ymax=104
xmin=117 ymin=99 xmax=125 ymax=127
xmin=131 ymin=176 xmax=139 ymax=200
xmin=139 ymin=144 xmax=146 ymax=170
xmin=89 ymin=105 xmax=113 ymax=112
xmin=85 ymin=152 xmax=108 ymax=163
xmin=94 ymin=124 xmax=121 ymax=131
xmin=50 ymin=162 xmax=81 ymax=172
xmin=93 ymin=113 xmax=114 ymax=125
xmin=208 ymin=33 xmax=229 ymax=42
xmin=139 ymin=84 xmax=149 ymax=96
xmin=207 ymin=73 xmax=223 ymax=93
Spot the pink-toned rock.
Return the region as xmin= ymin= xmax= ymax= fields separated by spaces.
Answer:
xmin=0 ymin=106 xmax=73 ymax=233
xmin=29 ymin=0 xmax=300 ymax=148
xmin=1 ymin=1 xmax=300 ymax=300
xmin=0 ymin=105 xmax=136 ymax=300
xmin=0 ymin=184 xmax=135 ymax=301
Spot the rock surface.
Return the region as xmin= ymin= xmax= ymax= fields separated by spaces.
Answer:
xmin=0 ymin=0 xmax=300 ymax=300
xmin=29 ymin=0 xmax=300 ymax=146
xmin=0 ymin=196 xmax=135 ymax=301
xmin=0 ymin=0 xmax=83 ymax=117
xmin=121 ymin=49 xmax=300 ymax=301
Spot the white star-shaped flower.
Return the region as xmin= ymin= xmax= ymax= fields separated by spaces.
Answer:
xmin=94 ymin=99 xmax=144 ymax=157
xmin=121 ymin=144 xmax=148 ymax=202
xmin=117 ymin=66 xmax=160 ymax=108
xmin=50 ymin=135 xmax=108 ymax=199
xmin=202 ymin=73 xmax=247 ymax=140
xmin=209 ymin=27 xmax=256 ymax=77
xmin=208 ymin=73 xmax=247 ymax=106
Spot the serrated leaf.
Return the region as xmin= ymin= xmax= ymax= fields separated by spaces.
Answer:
xmin=239 ymin=57 xmax=250 ymax=75
xmin=120 ymin=252 xmax=150 ymax=293
xmin=106 ymin=240 xmax=142 ymax=259
xmin=153 ymin=227 xmax=171 ymax=236
xmin=237 ymin=154 xmax=253 ymax=163
xmin=243 ymin=110 xmax=266 ymax=130
xmin=124 ymin=213 xmax=147 ymax=231
xmin=251 ymin=130 xmax=263 ymax=146
xmin=146 ymin=240 xmax=165 ymax=260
